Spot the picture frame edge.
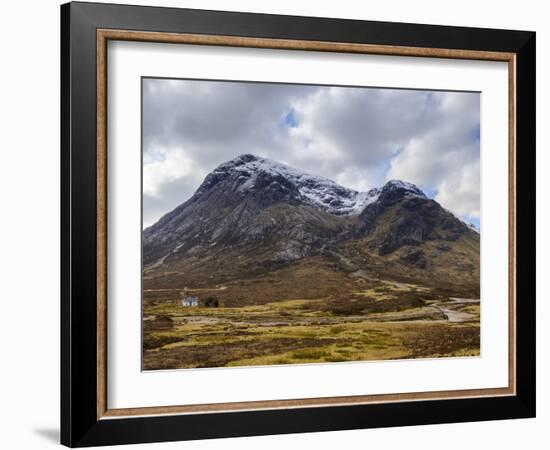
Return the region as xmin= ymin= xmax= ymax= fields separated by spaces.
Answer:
xmin=61 ymin=2 xmax=536 ymax=447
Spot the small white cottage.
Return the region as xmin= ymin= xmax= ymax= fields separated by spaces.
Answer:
xmin=182 ymin=296 xmax=199 ymax=307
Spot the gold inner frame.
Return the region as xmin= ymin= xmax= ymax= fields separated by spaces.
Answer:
xmin=96 ymin=29 xmax=517 ymax=420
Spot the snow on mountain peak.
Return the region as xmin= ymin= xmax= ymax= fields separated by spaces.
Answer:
xmin=382 ymin=179 xmax=425 ymax=196
xmin=213 ymin=154 xmax=381 ymax=215
xmin=198 ymin=154 xmax=429 ymax=216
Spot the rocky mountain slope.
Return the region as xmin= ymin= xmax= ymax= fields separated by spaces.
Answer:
xmin=143 ymin=154 xmax=479 ymax=294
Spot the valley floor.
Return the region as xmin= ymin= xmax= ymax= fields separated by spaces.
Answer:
xmin=142 ymin=278 xmax=480 ymax=370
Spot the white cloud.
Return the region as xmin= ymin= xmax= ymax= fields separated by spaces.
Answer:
xmin=143 ymin=147 xmax=197 ymax=198
xmin=289 ymin=87 xmax=441 ymax=189
xmin=386 ymin=91 xmax=480 ymax=219
xmin=435 ymin=159 xmax=480 ymax=218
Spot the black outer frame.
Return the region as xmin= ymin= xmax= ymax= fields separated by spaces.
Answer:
xmin=60 ymin=1 xmax=535 ymax=447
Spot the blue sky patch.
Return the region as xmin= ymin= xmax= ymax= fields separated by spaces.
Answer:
xmin=283 ymin=109 xmax=298 ymax=128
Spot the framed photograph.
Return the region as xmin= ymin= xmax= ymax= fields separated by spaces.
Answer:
xmin=61 ymin=2 xmax=535 ymax=447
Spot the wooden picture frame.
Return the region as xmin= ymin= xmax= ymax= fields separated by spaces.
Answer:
xmin=61 ymin=2 xmax=535 ymax=447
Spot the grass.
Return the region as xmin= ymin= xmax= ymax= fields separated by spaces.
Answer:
xmin=142 ymin=288 xmax=480 ymax=369
xmin=459 ymin=304 xmax=481 ymax=315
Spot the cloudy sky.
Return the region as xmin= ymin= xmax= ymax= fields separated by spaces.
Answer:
xmin=143 ymin=78 xmax=480 ymax=228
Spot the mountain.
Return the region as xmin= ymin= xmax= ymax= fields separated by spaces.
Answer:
xmin=143 ymin=154 xmax=479 ymax=295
